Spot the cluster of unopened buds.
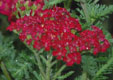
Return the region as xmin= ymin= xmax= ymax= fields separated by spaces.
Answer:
xmin=1 ymin=0 xmax=110 ymax=66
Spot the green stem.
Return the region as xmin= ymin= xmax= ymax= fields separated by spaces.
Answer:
xmin=53 ymin=65 xmax=66 ymax=80
xmin=1 ymin=62 xmax=12 ymax=80
xmin=46 ymin=54 xmax=53 ymax=80
xmin=81 ymin=71 xmax=87 ymax=80
xmin=14 ymin=30 xmax=46 ymax=79
xmin=46 ymin=64 xmax=51 ymax=80
xmin=25 ymin=45 xmax=46 ymax=80
xmin=14 ymin=30 xmax=46 ymax=80
xmin=80 ymin=0 xmax=90 ymax=24
xmin=34 ymin=51 xmax=46 ymax=80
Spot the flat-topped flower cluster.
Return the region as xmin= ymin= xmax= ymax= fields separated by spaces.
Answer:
xmin=0 ymin=0 xmax=110 ymax=66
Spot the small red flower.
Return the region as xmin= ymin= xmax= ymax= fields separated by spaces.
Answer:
xmin=63 ymin=52 xmax=81 ymax=66
xmin=52 ymin=48 xmax=67 ymax=60
xmin=26 ymin=39 xmax=32 ymax=45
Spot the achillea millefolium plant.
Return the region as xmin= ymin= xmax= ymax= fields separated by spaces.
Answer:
xmin=0 ymin=0 xmax=113 ymax=80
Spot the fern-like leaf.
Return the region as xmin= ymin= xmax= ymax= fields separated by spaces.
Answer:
xmin=8 ymin=51 xmax=35 ymax=80
xmin=43 ymin=0 xmax=65 ymax=9
xmin=76 ymin=3 xmax=113 ymax=24
xmin=57 ymin=71 xmax=74 ymax=80
xmin=92 ymin=47 xmax=113 ymax=80
xmin=82 ymin=55 xmax=98 ymax=77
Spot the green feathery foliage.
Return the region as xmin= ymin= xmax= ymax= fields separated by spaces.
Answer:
xmin=0 ymin=75 xmax=7 ymax=80
xmin=87 ymin=4 xmax=113 ymax=23
xmin=9 ymin=51 xmax=35 ymax=80
xmin=76 ymin=2 xmax=113 ymax=25
xmin=32 ymin=71 xmax=43 ymax=80
xmin=103 ymin=30 xmax=113 ymax=43
xmin=0 ymin=33 xmax=40 ymax=80
xmin=43 ymin=0 xmax=65 ymax=9
xmin=0 ymin=33 xmax=16 ymax=61
xmin=82 ymin=55 xmax=98 ymax=77
xmin=40 ymin=53 xmax=74 ymax=80
xmin=92 ymin=45 xmax=113 ymax=80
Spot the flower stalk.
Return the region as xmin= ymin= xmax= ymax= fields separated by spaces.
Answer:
xmin=13 ymin=30 xmax=46 ymax=79
xmin=0 ymin=61 xmax=12 ymax=80
xmin=80 ymin=0 xmax=90 ymax=24
xmin=34 ymin=51 xmax=46 ymax=80
xmin=81 ymin=71 xmax=88 ymax=80
xmin=53 ymin=65 xmax=66 ymax=80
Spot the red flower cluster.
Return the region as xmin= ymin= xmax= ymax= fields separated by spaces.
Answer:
xmin=79 ymin=26 xmax=110 ymax=55
xmin=0 ymin=0 xmax=44 ymax=21
xmin=7 ymin=7 xmax=110 ymax=66
xmin=0 ymin=0 xmax=17 ymax=16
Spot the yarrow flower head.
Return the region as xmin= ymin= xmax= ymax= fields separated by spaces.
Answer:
xmin=79 ymin=26 xmax=110 ymax=55
xmin=0 ymin=0 xmax=44 ymax=21
xmin=7 ymin=6 xmax=110 ymax=66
